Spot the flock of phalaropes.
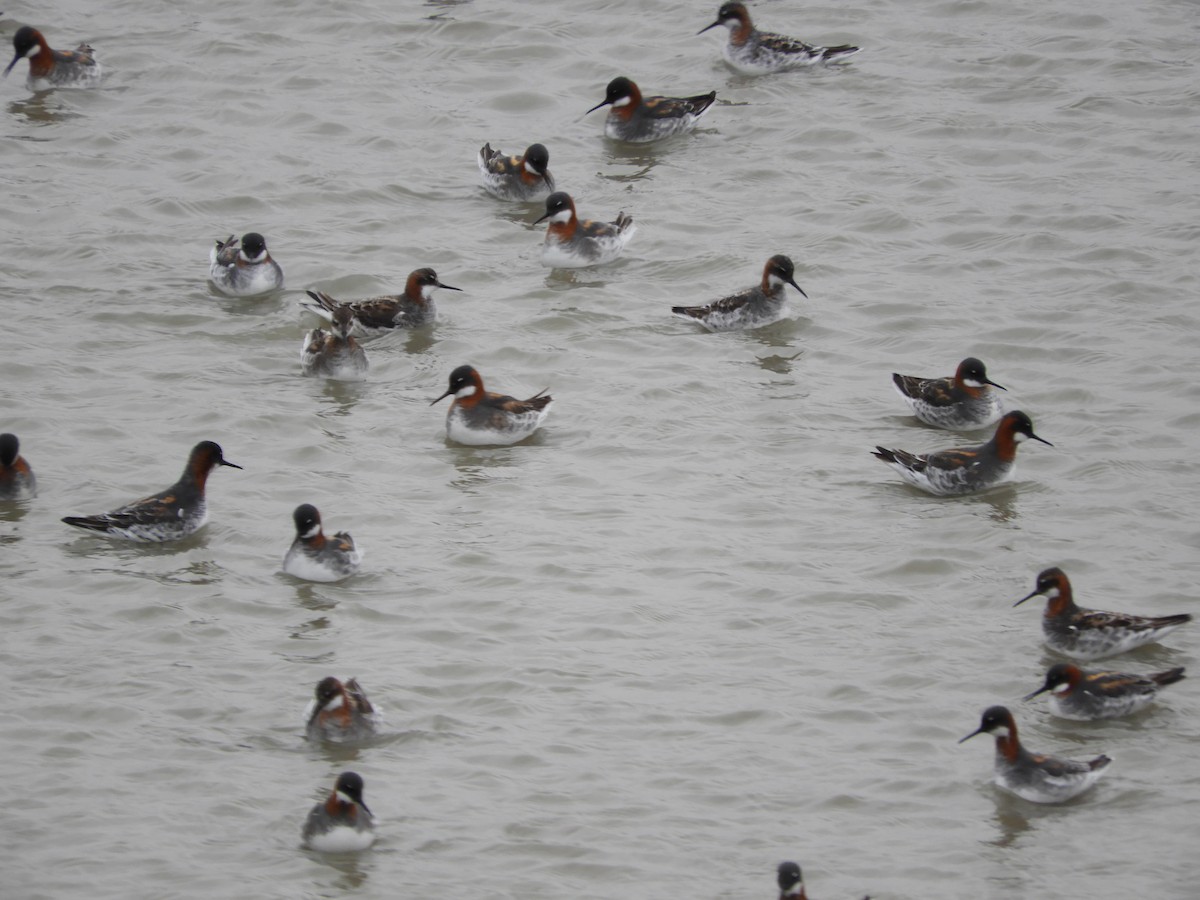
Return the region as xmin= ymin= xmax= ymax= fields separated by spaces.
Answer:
xmin=2 ymin=3 xmax=1191 ymax=891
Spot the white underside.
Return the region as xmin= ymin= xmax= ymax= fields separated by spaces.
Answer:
xmin=887 ymin=459 xmax=1014 ymax=496
xmin=446 ymin=405 xmax=551 ymax=446
xmin=541 ymin=225 xmax=635 ymax=269
xmin=208 ymin=259 xmax=284 ymax=297
xmin=283 ymin=543 xmax=363 ymax=582
xmin=996 ymin=764 xmax=1108 ymax=804
xmin=305 ymin=825 xmax=376 ymax=853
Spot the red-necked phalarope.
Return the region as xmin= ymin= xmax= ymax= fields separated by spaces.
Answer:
xmin=478 ymin=142 xmax=555 ymax=201
xmin=61 ymin=441 xmax=241 ymax=542
xmin=534 ymin=191 xmax=635 ymax=269
xmin=431 ymin=365 xmax=552 ymax=446
xmin=301 ymin=772 xmax=375 ymax=852
xmin=672 ymin=255 xmax=807 ymax=331
xmin=300 ymin=306 xmax=368 ymax=381
xmin=873 ymin=410 xmax=1051 ymax=495
xmin=304 ymin=676 xmax=379 ymax=742
xmin=891 ymin=357 xmax=1006 ymax=430
xmin=1024 ymin=662 xmax=1185 ymax=720
xmin=959 ymin=705 xmax=1111 ymax=804
xmin=777 ymin=860 xmax=870 ymax=900
xmin=1013 ymin=567 xmax=1192 ymax=660
xmin=208 ymin=233 xmax=284 ymax=297
xmin=586 ymin=76 xmax=716 ymax=143
xmin=0 ymin=433 xmax=37 ymax=500
xmin=283 ymin=504 xmax=362 ymax=582
xmin=5 ymin=25 xmax=102 ymax=89
xmin=303 ymin=268 xmax=461 ymax=336
xmin=699 ymin=3 xmax=860 ymax=74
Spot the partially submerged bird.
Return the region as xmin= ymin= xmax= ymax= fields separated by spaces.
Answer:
xmin=0 ymin=433 xmax=37 ymax=501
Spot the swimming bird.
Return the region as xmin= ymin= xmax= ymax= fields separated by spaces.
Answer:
xmin=5 ymin=25 xmax=102 ymax=89
xmin=303 ymin=268 xmax=461 ymax=336
xmin=301 ymin=771 xmax=375 ymax=852
xmin=208 ymin=233 xmax=284 ymax=297
xmin=1024 ymin=662 xmax=1185 ymax=720
xmin=534 ymin=191 xmax=635 ymax=269
xmin=872 ymin=410 xmax=1051 ymax=495
xmin=0 ymin=433 xmax=36 ymax=500
xmin=431 ymin=365 xmax=552 ymax=446
xmin=304 ymin=676 xmax=378 ymax=742
xmin=672 ymin=254 xmax=806 ymax=331
xmin=698 ymin=3 xmax=860 ymax=74
xmin=891 ymin=357 xmax=1006 ymax=430
xmin=1013 ymin=567 xmax=1192 ymax=660
xmin=777 ymin=861 xmax=870 ymax=900
xmin=959 ymin=705 xmax=1111 ymax=803
xmin=586 ymin=76 xmax=716 ymax=143
xmin=478 ymin=142 xmax=555 ymax=201
xmin=300 ymin=306 xmax=368 ymax=381
xmin=61 ymin=441 xmax=241 ymax=542
xmin=283 ymin=503 xmax=362 ymax=582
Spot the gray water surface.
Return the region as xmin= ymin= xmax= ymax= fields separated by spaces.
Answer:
xmin=2 ymin=0 xmax=1198 ymax=898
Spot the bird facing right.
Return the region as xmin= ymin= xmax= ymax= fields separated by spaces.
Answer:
xmin=873 ymin=410 xmax=1051 ymax=495
xmin=672 ymin=254 xmax=806 ymax=332
xmin=303 ymin=267 xmax=462 ymax=336
xmin=61 ymin=441 xmax=241 ymax=542
xmin=891 ymin=357 xmax=1006 ymax=430
xmin=478 ymin=142 xmax=555 ymax=201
